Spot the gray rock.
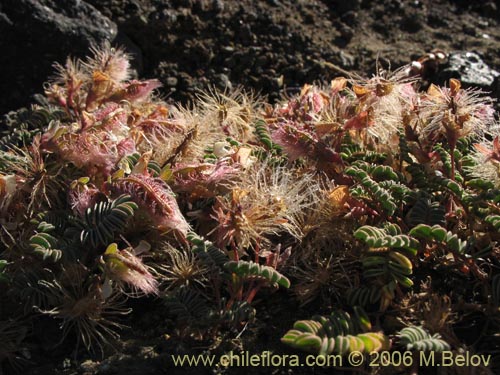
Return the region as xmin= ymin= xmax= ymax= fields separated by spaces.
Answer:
xmin=0 ymin=0 xmax=118 ymax=115
xmin=339 ymin=51 xmax=355 ymax=69
xmin=166 ymin=76 xmax=179 ymax=87
xmin=216 ymin=73 xmax=232 ymax=90
xmin=330 ymin=0 xmax=362 ymax=13
xmin=80 ymin=359 xmax=98 ymax=373
xmin=439 ymin=51 xmax=500 ymax=89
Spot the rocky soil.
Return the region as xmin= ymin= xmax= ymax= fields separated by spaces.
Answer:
xmin=1 ymin=0 xmax=500 ymax=117
xmin=1 ymin=0 xmax=500 ymax=374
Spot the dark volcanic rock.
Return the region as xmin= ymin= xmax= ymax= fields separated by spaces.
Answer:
xmin=2 ymin=0 xmax=500 ymax=117
xmin=439 ymin=51 xmax=500 ymax=89
xmin=0 ymin=0 xmax=117 ymax=115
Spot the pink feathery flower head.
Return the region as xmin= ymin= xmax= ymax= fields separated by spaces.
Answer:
xmin=68 ymin=182 xmax=104 ymax=217
xmin=93 ymin=102 xmax=129 ymax=133
xmin=116 ymin=79 xmax=162 ymax=103
xmin=60 ymin=132 xmax=119 ymax=176
xmin=270 ymin=121 xmax=342 ymax=167
xmin=171 ymin=160 xmax=240 ymax=199
xmin=271 ymin=124 xmax=313 ymax=161
xmin=85 ymin=42 xmax=132 ymax=84
xmin=344 ymin=109 xmax=375 ymax=131
xmin=103 ymin=243 xmax=159 ymax=296
xmin=475 ymin=136 xmax=500 ymax=163
xmin=106 ymin=173 xmax=190 ymax=236
xmin=276 ymin=85 xmax=328 ymax=122
xmin=116 ymin=138 xmax=137 ymax=159
xmin=299 ymin=85 xmax=327 ymax=115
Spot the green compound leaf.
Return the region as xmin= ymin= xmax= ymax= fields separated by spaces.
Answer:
xmin=492 ymin=274 xmax=500 ymax=307
xmin=397 ymin=326 xmax=450 ymax=352
xmin=370 ymin=165 xmax=399 ymax=181
xmin=405 ymin=197 xmax=445 ymax=227
xmin=346 ymin=164 xmax=400 ymax=216
xmin=282 ymin=308 xmax=389 ymax=356
xmin=224 ymin=260 xmax=290 ymax=288
xmin=209 ymin=300 xmax=257 ymax=326
xmin=355 ymin=224 xmax=415 ymax=289
xmin=485 ymin=215 xmax=500 ymax=231
xmin=80 ymin=194 xmax=138 ymax=248
xmin=164 ymin=285 xmax=210 ymax=324
xmin=187 ymin=232 xmax=229 ymax=269
xmin=432 ymin=175 xmax=463 ymax=198
xmin=409 ymin=224 xmax=467 ymax=254
xmin=29 ymin=232 xmax=62 ymax=262
xmin=354 ymin=224 xmax=418 ymax=254
xmin=0 ymin=260 xmax=8 ymax=283
xmin=466 ymin=178 xmax=494 ymax=191
xmin=254 ymin=119 xmax=275 ymax=150
xmin=0 ymin=101 xmax=69 ymax=150
xmin=346 ymin=285 xmax=382 ymax=307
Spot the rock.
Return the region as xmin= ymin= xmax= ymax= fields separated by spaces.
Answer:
xmin=138 ymin=346 xmax=159 ymax=359
xmin=462 ymin=24 xmax=477 ymax=36
xmin=166 ymin=76 xmax=179 ymax=87
xmin=337 ymin=22 xmax=354 ymax=43
xmin=330 ymin=0 xmax=361 ymax=13
xmin=481 ymin=1 xmax=497 ymax=15
xmin=341 ymin=11 xmax=359 ymax=25
xmin=239 ymin=24 xmax=254 ymax=43
xmin=400 ymin=13 xmax=425 ymax=33
xmin=439 ymin=51 xmax=500 ymax=89
xmin=62 ymin=358 xmax=72 ymax=369
xmin=212 ymin=0 xmax=224 ymax=13
xmin=80 ymin=359 xmax=98 ymax=373
xmin=267 ymin=0 xmax=281 ymax=6
xmin=255 ymin=55 xmax=269 ymax=68
xmin=97 ymin=360 xmax=112 ymax=374
xmin=491 ymin=76 xmax=500 ymax=112
xmin=0 ymin=11 xmax=12 ymax=26
xmin=0 ymin=0 xmax=118 ymax=115
xmin=222 ymin=45 xmax=235 ymax=53
xmin=215 ymin=73 xmax=232 ymax=90
xmin=339 ymin=51 xmax=356 ymax=68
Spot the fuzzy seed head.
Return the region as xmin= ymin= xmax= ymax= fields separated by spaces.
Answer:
xmin=103 ymin=243 xmax=159 ymax=297
xmin=210 ymin=162 xmax=319 ymax=249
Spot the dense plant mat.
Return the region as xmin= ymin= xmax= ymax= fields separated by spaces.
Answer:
xmin=1 ymin=44 xmax=500 ymax=374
